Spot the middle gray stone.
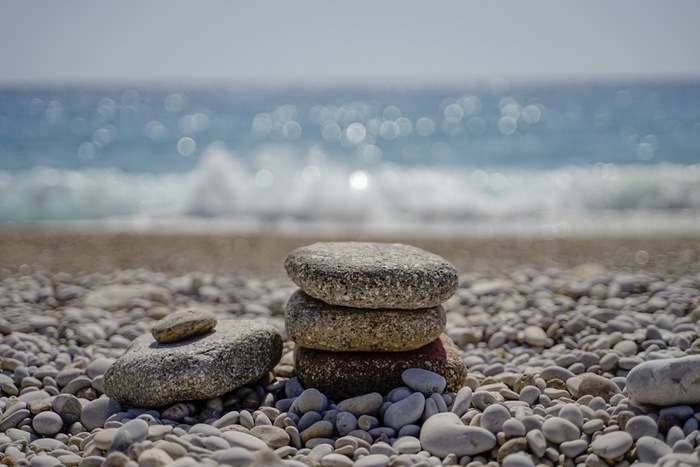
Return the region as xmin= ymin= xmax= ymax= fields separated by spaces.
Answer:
xmin=285 ymin=289 xmax=445 ymax=352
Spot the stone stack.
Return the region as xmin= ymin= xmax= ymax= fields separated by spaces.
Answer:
xmin=284 ymin=241 xmax=467 ymax=401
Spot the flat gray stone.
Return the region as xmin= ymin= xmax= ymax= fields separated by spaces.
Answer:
xmin=286 ymin=289 xmax=445 ymax=351
xmin=284 ymin=242 xmax=458 ymax=309
xmin=151 ymin=308 xmax=217 ymax=344
xmin=627 ymin=356 xmax=700 ymax=407
xmin=103 ymin=319 xmax=282 ymax=407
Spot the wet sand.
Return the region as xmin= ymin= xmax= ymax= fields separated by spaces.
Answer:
xmin=1 ymin=228 xmax=698 ymax=278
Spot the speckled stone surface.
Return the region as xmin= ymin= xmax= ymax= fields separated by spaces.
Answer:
xmin=151 ymin=308 xmax=217 ymax=344
xmin=103 ymin=320 xmax=282 ymax=407
xmin=285 ymin=289 xmax=446 ymax=352
xmin=284 ymin=242 xmax=458 ymax=309
xmin=294 ymin=334 xmax=466 ymax=401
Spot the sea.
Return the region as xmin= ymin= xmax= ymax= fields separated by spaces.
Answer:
xmin=1 ymin=80 xmax=699 ymax=238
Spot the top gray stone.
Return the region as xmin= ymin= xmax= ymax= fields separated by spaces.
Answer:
xmin=284 ymin=242 xmax=458 ymax=309
xmin=151 ymin=308 xmax=217 ymax=344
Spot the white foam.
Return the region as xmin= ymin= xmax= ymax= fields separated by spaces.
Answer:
xmin=1 ymin=145 xmax=699 ymax=237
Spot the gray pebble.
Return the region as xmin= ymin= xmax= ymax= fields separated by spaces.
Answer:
xmin=420 ymin=412 xmax=496 ymax=456
xmin=625 ymin=415 xmax=659 ymax=440
xmin=450 ymin=387 xmax=473 ymax=417
xmin=560 ymin=439 xmax=588 ymax=458
xmin=336 ymin=392 xmax=383 ymax=416
xmin=519 ymin=386 xmax=540 ymax=406
xmin=541 ymin=417 xmax=580 ymax=444
xmin=480 ymin=404 xmax=511 ymax=433
xmin=590 ymin=431 xmax=633 ymax=460
xmin=354 ymin=453 xmax=391 ymax=467
xmin=109 ymin=418 xmax=149 ymax=452
xmin=31 ymin=411 xmax=63 ymax=437
xmin=383 ymin=392 xmax=425 ymax=431
xmin=80 ymin=397 xmax=123 ymax=431
xmin=401 ymin=368 xmax=446 ymax=395
xmin=502 ymin=453 xmax=535 ymax=467
xmin=296 ymin=388 xmax=328 ymax=414
xmin=635 ymin=435 xmax=672 ymax=464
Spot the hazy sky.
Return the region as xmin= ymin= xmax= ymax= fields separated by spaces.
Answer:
xmin=1 ymin=1 xmax=699 ymax=85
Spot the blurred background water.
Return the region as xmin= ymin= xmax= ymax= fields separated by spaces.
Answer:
xmin=1 ymin=2 xmax=699 ymax=238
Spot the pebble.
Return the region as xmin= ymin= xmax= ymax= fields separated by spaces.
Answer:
xmin=284 ymin=242 xmax=458 ymax=309
xmin=31 ymin=410 xmax=63 ymax=436
xmin=420 ymin=412 xmax=497 ymax=456
xmin=80 ymin=397 xmax=123 ymax=431
xmin=285 ymin=289 xmax=446 ymax=352
xmin=335 ymin=392 xmax=383 ymax=416
xmin=401 ymin=368 xmax=446 ymax=395
xmin=480 ymin=403 xmax=511 ymax=433
xmin=1 ymin=256 xmax=699 ymax=467
xmin=590 ymin=431 xmax=633 ymax=460
xmin=383 ymin=392 xmax=425 ymax=431
xmin=541 ymin=417 xmax=580 ymax=443
xmin=637 ymin=436 xmax=673 ymax=463
xmin=627 ymin=355 xmax=700 ymax=406
xmin=150 ymin=308 xmax=217 ymax=343
xmin=103 ymin=319 xmax=283 ymax=407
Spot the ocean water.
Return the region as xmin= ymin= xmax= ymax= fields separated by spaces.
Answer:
xmin=1 ymin=80 xmax=699 ymax=237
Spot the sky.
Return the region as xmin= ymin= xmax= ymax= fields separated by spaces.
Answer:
xmin=1 ymin=1 xmax=700 ymax=86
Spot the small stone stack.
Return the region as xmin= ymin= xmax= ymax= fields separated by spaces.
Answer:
xmin=284 ymin=241 xmax=467 ymax=401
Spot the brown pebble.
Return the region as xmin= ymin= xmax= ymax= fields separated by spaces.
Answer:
xmin=151 ymin=308 xmax=217 ymax=343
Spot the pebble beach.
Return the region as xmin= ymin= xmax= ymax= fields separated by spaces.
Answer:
xmin=1 ymin=228 xmax=700 ymax=467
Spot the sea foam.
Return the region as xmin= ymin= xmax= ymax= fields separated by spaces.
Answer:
xmin=1 ymin=145 xmax=699 ymax=237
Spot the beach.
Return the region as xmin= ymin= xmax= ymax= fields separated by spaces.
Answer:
xmin=2 ymin=228 xmax=699 ymax=277
xmin=1 ymin=227 xmax=700 ymax=466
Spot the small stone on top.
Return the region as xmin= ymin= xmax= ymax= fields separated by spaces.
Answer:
xmin=284 ymin=242 xmax=458 ymax=309
xmin=151 ymin=308 xmax=217 ymax=344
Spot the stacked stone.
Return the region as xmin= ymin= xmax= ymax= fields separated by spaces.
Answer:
xmin=284 ymin=241 xmax=467 ymax=401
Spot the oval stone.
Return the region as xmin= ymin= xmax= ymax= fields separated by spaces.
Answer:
xmin=103 ymin=319 xmax=282 ymax=407
xmin=151 ymin=308 xmax=217 ymax=344
xmin=420 ymin=412 xmax=496 ymax=457
xmin=285 ymin=289 xmax=446 ymax=352
xmin=627 ymin=356 xmax=700 ymax=407
xmin=284 ymin=242 xmax=458 ymax=309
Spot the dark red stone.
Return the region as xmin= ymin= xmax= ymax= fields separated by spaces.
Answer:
xmin=294 ymin=334 xmax=466 ymax=401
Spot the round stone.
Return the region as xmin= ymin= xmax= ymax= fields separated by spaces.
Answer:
xmin=294 ymin=334 xmax=466 ymax=401
xmin=80 ymin=397 xmax=123 ymax=431
xmin=420 ymin=412 xmax=497 ymax=457
xmin=627 ymin=356 xmax=700 ymax=407
xmin=103 ymin=319 xmax=282 ymax=407
xmin=480 ymin=403 xmax=511 ymax=433
xmin=284 ymin=242 xmax=458 ymax=309
xmin=541 ymin=417 xmax=580 ymax=444
xmin=51 ymin=394 xmax=82 ymax=427
xmin=590 ymin=431 xmax=633 ymax=460
xmin=285 ymin=289 xmax=446 ymax=352
xmin=31 ymin=411 xmax=63 ymax=437
xmin=151 ymin=308 xmax=217 ymax=344
xmin=625 ymin=415 xmax=659 ymax=440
